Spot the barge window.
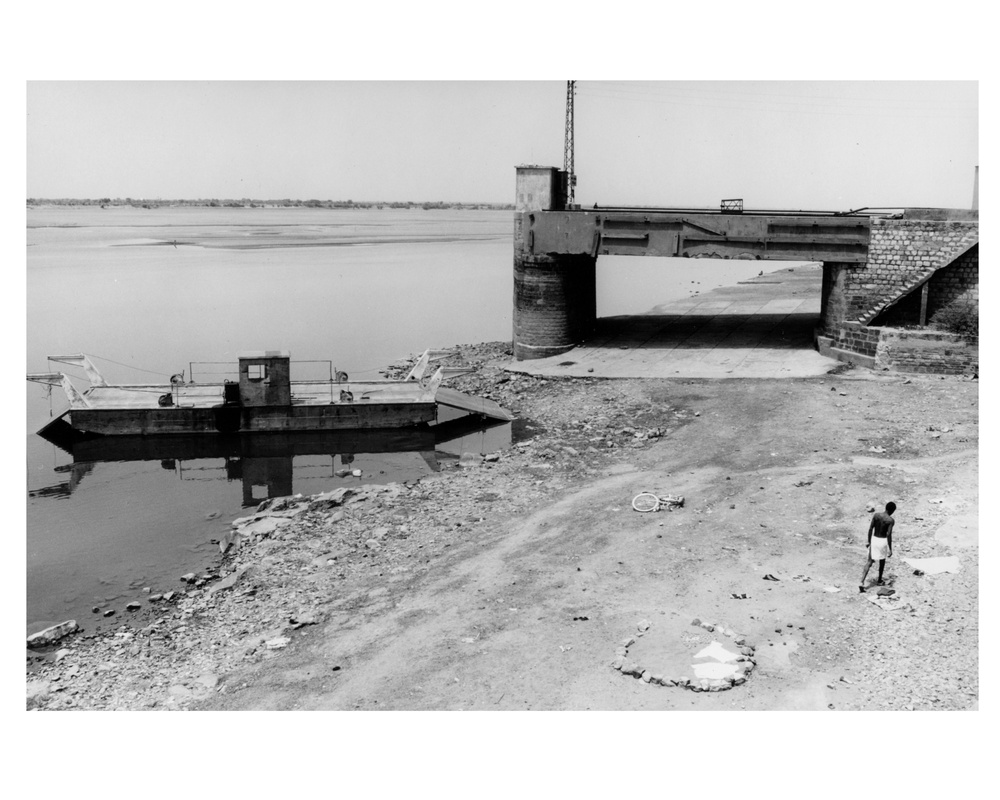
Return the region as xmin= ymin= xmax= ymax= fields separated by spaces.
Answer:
xmin=247 ymin=364 xmax=269 ymax=382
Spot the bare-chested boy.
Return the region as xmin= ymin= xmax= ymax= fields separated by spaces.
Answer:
xmin=860 ymin=501 xmax=895 ymax=592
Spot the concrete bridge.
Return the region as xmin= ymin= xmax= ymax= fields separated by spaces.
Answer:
xmin=512 ymin=166 xmax=978 ymax=370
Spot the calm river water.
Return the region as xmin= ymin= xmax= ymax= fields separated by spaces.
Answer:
xmin=26 ymin=206 xmax=789 ymax=633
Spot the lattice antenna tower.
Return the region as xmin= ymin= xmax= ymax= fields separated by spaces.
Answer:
xmin=564 ymin=80 xmax=577 ymax=207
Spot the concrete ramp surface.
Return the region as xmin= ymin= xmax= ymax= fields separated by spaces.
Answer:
xmin=511 ymin=265 xmax=841 ymax=380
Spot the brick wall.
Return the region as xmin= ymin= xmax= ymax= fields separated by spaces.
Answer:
xmin=826 ymin=321 xmax=882 ymax=357
xmin=875 ymin=329 xmax=978 ymax=375
xmin=822 ymin=323 xmax=978 ymax=374
xmin=874 ymin=244 xmax=979 ymax=327
xmin=928 ymin=244 xmax=978 ymax=319
xmin=845 ymin=218 xmax=979 ymax=323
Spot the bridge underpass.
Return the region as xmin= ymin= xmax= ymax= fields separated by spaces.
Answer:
xmin=511 ymin=260 xmax=834 ymax=378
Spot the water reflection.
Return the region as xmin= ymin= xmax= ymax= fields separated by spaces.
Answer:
xmin=31 ymin=413 xmax=512 ymax=506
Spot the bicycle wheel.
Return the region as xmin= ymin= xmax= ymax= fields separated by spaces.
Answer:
xmin=632 ymin=492 xmax=660 ymax=512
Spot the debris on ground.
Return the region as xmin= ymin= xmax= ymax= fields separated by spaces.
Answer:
xmin=903 ymin=556 xmax=961 ymax=575
xmin=26 ymin=620 xmax=79 ymax=649
xmin=864 ymin=594 xmax=910 ymax=612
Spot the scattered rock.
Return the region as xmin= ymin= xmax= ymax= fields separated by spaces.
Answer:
xmin=26 ymin=679 xmax=52 ymax=704
xmin=196 ymin=673 xmax=219 ymax=690
xmin=290 ymin=612 xmax=320 ymax=629
xmin=459 ymin=452 xmax=482 ymax=468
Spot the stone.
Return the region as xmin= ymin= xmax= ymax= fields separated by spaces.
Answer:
xmin=126 ymin=601 xmax=141 ymax=611
xmin=651 ymin=674 xmax=664 ymax=685
xmin=312 ymin=550 xmax=347 ymax=567
xmin=290 ymin=612 xmax=319 ymax=628
xmin=26 ymin=679 xmax=52 ymax=703
xmin=265 ymin=636 xmax=290 ymax=649
xmin=26 ymin=620 xmax=79 ymax=649
xmin=459 ymin=452 xmax=482 ymax=468
xmin=196 ymin=673 xmax=219 ymax=689
xmin=641 ymin=671 xmax=652 ymax=683
xmin=637 ymin=619 xmax=651 ymax=632
xmin=611 ymin=656 xmax=625 ymax=670
xmin=103 ymin=609 xmax=116 ymax=618
xmin=208 ymin=565 xmax=254 ymax=595
xmin=168 ymin=684 xmax=193 ymax=700
xmin=365 ymin=539 xmax=381 ymax=549
xmin=180 ymin=573 xmax=196 ymax=583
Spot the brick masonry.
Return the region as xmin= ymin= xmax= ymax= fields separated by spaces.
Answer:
xmin=821 ymin=323 xmax=978 ymax=375
xmin=845 ymin=218 xmax=978 ymax=324
xmin=875 ymin=329 xmax=978 ymax=375
xmin=819 ymin=217 xmax=978 ymax=374
xmin=513 ymin=253 xmax=597 ymax=360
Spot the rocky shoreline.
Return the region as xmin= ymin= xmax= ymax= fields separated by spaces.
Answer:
xmin=26 ymin=342 xmax=979 ymax=711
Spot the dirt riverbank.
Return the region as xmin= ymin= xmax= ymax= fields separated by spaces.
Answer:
xmin=26 ymin=342 xmax=979 ymax=710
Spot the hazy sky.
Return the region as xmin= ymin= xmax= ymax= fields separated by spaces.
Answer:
xmin=27 ymin=80 xmax=977 ymax=210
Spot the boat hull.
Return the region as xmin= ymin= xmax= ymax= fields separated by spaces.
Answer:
xmin=63 ymin=401 xmax=438 ymax=436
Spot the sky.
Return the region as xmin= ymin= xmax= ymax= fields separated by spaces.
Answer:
xmin=27 ymin=80 xmax=978 ymax=211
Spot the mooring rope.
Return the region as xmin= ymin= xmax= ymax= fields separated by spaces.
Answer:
xmin=87 ymin=353 xmax=173 ymax=377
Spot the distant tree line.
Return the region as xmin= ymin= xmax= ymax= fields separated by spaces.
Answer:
xmin=26 ymin=197 xmax=514 ymax=211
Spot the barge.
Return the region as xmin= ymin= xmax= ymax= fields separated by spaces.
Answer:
xmin=28 ymin=350 xmax=512 ymax=438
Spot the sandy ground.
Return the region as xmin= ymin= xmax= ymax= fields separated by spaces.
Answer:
xmin=26 ymin=344 xmax=978 ymax=711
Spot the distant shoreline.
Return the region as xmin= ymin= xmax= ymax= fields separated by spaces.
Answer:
xmin=26 ymin=199 xmax=514 ymax=211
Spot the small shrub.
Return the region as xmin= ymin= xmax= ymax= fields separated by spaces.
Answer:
xmin=931 ymin=296 xmax=978 ymax=342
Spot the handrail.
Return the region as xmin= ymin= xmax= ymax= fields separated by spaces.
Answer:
xmin=188 ymin=358 xmax=334 ymax=383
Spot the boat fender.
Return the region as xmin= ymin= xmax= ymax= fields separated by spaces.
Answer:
xmin=336 ymin=371 xmax=349 ymax=382
xmin=158 ymin=393 xmax=174 ymax=407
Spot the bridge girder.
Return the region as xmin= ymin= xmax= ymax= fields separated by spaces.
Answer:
xmin=516 ymin=209 xmax=872 ymax=264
